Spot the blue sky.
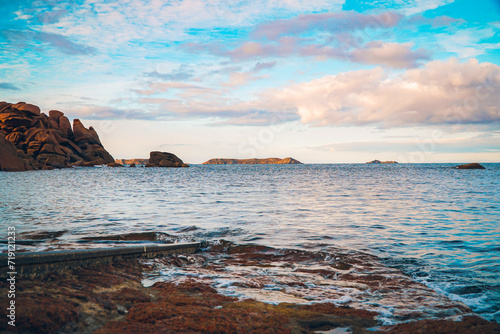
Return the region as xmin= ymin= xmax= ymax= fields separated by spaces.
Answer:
xmin=1 ymin=0 xmax=499 ymax=163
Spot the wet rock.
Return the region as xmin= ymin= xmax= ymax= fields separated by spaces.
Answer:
xmin=129 ymin=163 xmax=136 ymax=167
xmin=107 ymin=162 xmax=123 ymax=167
xmin=455 ymin=163 xmax=485 ymax=169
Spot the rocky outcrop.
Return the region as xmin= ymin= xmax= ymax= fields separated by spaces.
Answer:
xmin=145 ymin=151 xmax=188 ymax=168
xmin=0 ymin=101 xmax=114 ymax=171
xmin=366 ymin=160 xmax=398 ymax=164
xmin=0 ymin=132 xmax=30 ymax=171
xmin=202 ymin=157 xmax=302 ymax=165
xmin=115 ymin=158 xmax=149 ymax=166
xmin=455 ymin=163 xmax=485 ymax=169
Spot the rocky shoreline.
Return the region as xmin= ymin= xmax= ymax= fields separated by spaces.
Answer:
xmin=1 ymin=241 xmax=498 ymax=334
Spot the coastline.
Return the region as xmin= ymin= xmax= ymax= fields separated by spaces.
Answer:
xmin=1 ymin=241 xmax=499 ymax=333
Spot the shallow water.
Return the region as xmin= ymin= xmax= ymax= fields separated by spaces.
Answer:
xmin=1 ymin=163 xmax=499 ymax=322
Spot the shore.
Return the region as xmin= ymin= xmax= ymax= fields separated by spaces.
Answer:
xmin=1 ymin=242 xmax=499 ymax=333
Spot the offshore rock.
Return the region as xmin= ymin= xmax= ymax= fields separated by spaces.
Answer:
xmin=455 ymin=163 xmax=486 ymax=169
xmin=366 ymin=160 xmax=398 ymax=164
xmin=203 ymin=157 xmax=302 ymax=165
xmin=115 ymin=158 xmax=149 ymax=165
xmin=146 ymin=151 xmax=188 ymax=168
xmin=0 ymin=101 xmax=114 ymax=170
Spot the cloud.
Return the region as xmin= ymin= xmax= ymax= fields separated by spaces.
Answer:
xmin=252 ymin=11 xmax=403 ymax=40
xmin=220 ymin=38 xmax=429 ymax=68
xmin=405 ymin=14 xmax=464 ymax=27
xmin=315 ymin=135 xmax=500 ymax=153
xmin=0 ymin=83 xmax=21 ymax=90
xmin=269 ymin=58 xmax=500 ymax=127
xmin=437 ymin=27 xmax=500 ymax=58
xmin=351 ymin=41 xmax=430 ymax=68
xmin=144 ymin=64 xmax=194 ymax=81
xmin=36 ymin=9 xmax=67 ymax=24
xmin=2 ymin=29 xmax=96 ymax=55
xmin=183 ymin=11 xmax=429 ymax=68
xmin=253 ymin=60 xmax=277 ymax=72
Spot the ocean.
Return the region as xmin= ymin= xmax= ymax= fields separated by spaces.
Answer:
xmin=1 ymin=163 xmax=499 ymax=323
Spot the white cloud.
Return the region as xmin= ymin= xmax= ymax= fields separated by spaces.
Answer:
xmin=268 ymin=58 xmax=500 ymax=126
xmin=437 ymin=27 xmax=500 ymax=58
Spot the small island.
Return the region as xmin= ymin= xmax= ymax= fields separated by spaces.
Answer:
xmin=203 ymin=157 xmax=302 ymax=165
xmin=366 ymin=160 xmax=398 ymax=164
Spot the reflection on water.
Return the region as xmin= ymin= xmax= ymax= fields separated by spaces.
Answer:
xmin=0 ymin=163 xmax=499 ymax=322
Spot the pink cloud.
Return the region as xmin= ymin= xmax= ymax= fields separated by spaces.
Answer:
xmin=253 ymin=11 xmax=403 ymax=40
xmin=351 ymin=41 xmax=430 ymax=68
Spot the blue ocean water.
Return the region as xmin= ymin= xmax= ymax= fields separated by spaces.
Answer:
xmin=1 ymin=163 xmax=499 ymax=322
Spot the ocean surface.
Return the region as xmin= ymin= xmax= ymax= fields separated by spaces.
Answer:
xmin=1 ymin=163 xmax=499 ymax=323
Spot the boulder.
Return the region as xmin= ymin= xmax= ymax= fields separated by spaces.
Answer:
xmin=45 ymin=157 xmax=67 ymax=168
xmin=73 ymin=119 xmax=101 ymax=145
xmin=0 ymin=132 xmax=29 ymax=171
xmin=148 ymin=151 xmax=186 ymax=168
xmin=129 ymin=163 xmax=136 ymax=168
xmin=59 ymin=116 xmax=73 ymax=139
xmin=107 ymin=162 xmax=123 ymax=167
xmin=13 ymin=102 xmax=41 ymax=115
xmin=455 ymin=163 xmax=485 ymax=170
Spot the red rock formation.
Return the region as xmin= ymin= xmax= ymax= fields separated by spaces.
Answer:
xmin=203 ymin=157 xmax=302 ymax=165
xmin=0 ymin=132 xmax=30 ymax=171
xmin=0 ymin=101 xmax=114 ymax=170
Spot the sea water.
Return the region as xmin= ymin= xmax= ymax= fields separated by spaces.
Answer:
xmin=1 ymin=163 xmax=499 ymax=322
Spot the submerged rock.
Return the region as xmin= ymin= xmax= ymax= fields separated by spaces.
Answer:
xmin=0 ymin=101 xmax=114 ymax=171
xmin=455 ymin=163 xmax=486 ymax=169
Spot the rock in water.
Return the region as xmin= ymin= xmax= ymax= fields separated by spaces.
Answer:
xmin=146 ymin=151 xmax=188 ymax=168
xmin=202 ymin=157 xmax=302 ymax=165
xmin=455 ymin=163 xmax=486 ymax=169
xmin=0 ymin=132 xmax=30 ymax=171
xmin=0 ymin=101 xmax=114 ymax=170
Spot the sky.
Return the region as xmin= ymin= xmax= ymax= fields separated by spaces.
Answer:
xmin=1 ymin=0 xmax=499 ymax=163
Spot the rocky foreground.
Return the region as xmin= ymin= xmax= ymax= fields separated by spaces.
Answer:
xmin=1 ymin=241 xmax=498 ymax=334
xmin=0 ymin=101 xmax=114 ymax=171
xmin=203 ymin=157 xmax=302 ymax=165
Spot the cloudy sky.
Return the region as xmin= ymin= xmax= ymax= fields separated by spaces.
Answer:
xmin=1 ymin=0 xmax=499 ymax=163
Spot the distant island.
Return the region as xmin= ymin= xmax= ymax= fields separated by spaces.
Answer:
xmin=366 ymin=160 xmax=398 ymax=164
xmin=203 ymin=157 xmax=302 ymax=165
xmin=115 ymin=158 xmax=149 ymax=165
